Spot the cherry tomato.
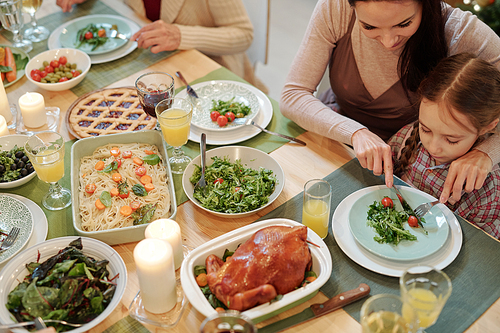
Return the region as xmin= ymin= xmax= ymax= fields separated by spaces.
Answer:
xmin=408 ymin=215 xmax=419 ymax=228
xmin=85 ymin=31 xmax=93 ymax=39
xmin=130 ymin=201 xmax=141 ymax=211
xmin=58 ymin=56 xmax=67 ymax=65
xmin=217 ymin=115 xmax=228 ymax=127
xmin=44 ymin=65 xmax=54 ymax=73
xmin=40 ymin=70 xmax=47 ymax=78
xmin=71 ymin=70 xmax=80 ymax=78
xmin=210 ymin=111 xmax=220 ymax=122
xmin=58 ymin=77 xmax=69 ymax=82
xmin=381 ymin=197 xmax=393 ymax=208
xmin=135 ymin=165 xmax=147 ymax=177
xmin=122 ymin=150 xmax=132 ymax=159
xmin=50 ymin=60 xmax=59 ymax=68
xmin=214 ymin=178 xmax=224 ymax=184
xmin=31 ymin=73 xmax=41 ymax=82
xmin=110 ymin=147 xmax=120 ymax=157
xmin=98 ymin=28 xmax=106 ymax=37
xmin=114 ymin=159 xmax=122 ymax=168
xmin=225 ymin=112 xmax=235 ymax=122
xmin=118 ymin=191 xmax=130 ymax=199
xmin=85 ymin=183 xmax=97 ymax=194
xmin=30 ymin=69 xmax=41 ymax=77
xmin=112 ymin=172 xmax=122 ymax=183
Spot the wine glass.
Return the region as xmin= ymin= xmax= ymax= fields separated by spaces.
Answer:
xmin=155 ymin=97 xmax=193 ymax=174
xmin=22 ymin=0 xmax=49 ymax=42
xmin=0 ymin=0 xmax=32 ymax=52
xmin=135 ymin=71 xmax=175 ymax=118
xmin=400 ymin=266 xmax=452 ymax=332
xmin=24 ymin=131 xmax=71 ymax=210
xmin=361 ymin=294 xmax=418 ymax=333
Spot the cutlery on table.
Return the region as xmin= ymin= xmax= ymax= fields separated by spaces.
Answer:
xmin=391 ymin=186 xmax=418 ymax=217
xmin=194 ymin=133 xmax=208 ymax=195
xmin=0 ymin=227 xmax=20 ymax=252
xmin=258 ymin=283 xmax=370 ymax=333
xmin=233 ymin=117 xmax=307 ymax=146
xmin=108 ymin=29 xmax=128 ymax=41
xmin=175 ymin=71 xmax=199 ymax=98
xmin=0 ymin=318 xmax=83 ymax=329
xmin=414 ymin=200 xmax=440 ymax=218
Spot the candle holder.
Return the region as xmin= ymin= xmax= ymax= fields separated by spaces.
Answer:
xmin=128 ymin=278 xmax=187 ymax=328
xmin=15 ymin=105 xmax=60 ymax=135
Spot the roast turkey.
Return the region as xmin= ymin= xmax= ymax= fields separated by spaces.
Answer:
xmin=205 ymin=225 xmax=312 ymax=311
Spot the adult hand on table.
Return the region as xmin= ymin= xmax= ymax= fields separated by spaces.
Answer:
xmin=352 ymin=128 xmax=394 ymax=187
xmin=131 ymin=21 xmax=181 ymax=54
xmin=440 ymin=149 xmax=492 ymax=204
xmin=56 ymin=0 xmax=86 ymax=13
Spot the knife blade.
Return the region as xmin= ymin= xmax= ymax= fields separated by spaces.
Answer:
xmin=257 ymin=283 xmax=370 ymax=333
xmin=392 ymin=185 xmax=418 ymax=217
xmin=175 ymin=71 xmax=199 ymax=98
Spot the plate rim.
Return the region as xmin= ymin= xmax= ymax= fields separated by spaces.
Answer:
xmin=332 ymin=185 xmax=463 ymax=277
xmin=183 ymin=80 xmax=273 ymax=145
xmin=48 ymin=14 xmax=139 ymax=64
xmin=347 ymin=186 xmax=449 ymax=261
xmin=0 ymin=44 xmax=29 ymax=88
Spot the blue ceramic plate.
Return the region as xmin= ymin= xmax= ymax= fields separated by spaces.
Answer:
xmin=348 ymin=186 xmax=449 ymax=261
xmin=59 ymin=15 xmax=131 ymax=55
xmin=1 ymin=44 xmax=29 ymax=88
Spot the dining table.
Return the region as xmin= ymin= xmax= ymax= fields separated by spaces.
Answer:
xmin=1 ymin=0 xmax=500 ymax=332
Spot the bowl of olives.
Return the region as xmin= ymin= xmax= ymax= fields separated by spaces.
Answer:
xmin=0 ymin=134 xmax=36 ymax=189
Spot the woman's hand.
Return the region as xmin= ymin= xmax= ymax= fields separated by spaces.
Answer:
xmin=56 ymin=0 xmax=86 ymax=12
xmin=352 ymin=128 xmax=394 ymax=187
xmin=131 ymin=21 xmax=181 ymax=54
xmin=440 ymin=149 xmax=492 ymax=204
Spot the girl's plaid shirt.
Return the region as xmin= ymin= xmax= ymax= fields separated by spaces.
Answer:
xmin=389 ymin=124 xmax=500 ymax=239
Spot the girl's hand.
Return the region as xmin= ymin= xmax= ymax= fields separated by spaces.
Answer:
xmin=352 ymin=128 xmax=394 ymax=187
xmin=440 ymin=149 xmax=492 ymax=204
xmin=131 ymin=21 xmax=181 ymax=54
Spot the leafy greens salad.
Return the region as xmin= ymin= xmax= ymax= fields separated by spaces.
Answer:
xmin=189 ymin=156 xmax=277 ymax=214
xmin=6 ymin=238 xmax=118 ymax=332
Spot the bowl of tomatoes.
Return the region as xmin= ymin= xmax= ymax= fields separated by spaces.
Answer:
xmin=25 ymin=48 xmax=91 ymax=91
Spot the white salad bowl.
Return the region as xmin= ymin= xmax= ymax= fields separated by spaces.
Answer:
xmin=0 ymin=236 xmax=127 ymax=332
xmin=180 ymin=218 xmax=332 ymax=323
xmin=0 ymin=134 xmax=36 ymax=189
xmin=182 ymin=146 xmax=285 ymax=218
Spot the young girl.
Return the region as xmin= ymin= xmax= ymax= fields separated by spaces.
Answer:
xmin=389 ymin=53 xmax=500 ymax=239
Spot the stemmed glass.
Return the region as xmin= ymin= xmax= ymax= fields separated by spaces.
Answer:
xmin=24 ymin=131 xmax=71 ymax=211
xmin=155 ymin=98 xmax=193 ymax=174
xmin=361 ymin=294 xmax=417 ymax=333
xmin=400 ymin=266 xmax=452 ymax=332
xmin=135 ymin=71 xmax=175 ymax=118
xmin=22 ymin=0 xmax=49 ymax=42
xmin=0 ymin=0 xmax=32 ymax=52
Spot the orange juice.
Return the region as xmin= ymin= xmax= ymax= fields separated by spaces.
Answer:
xmin=362 ymin=310 xmax=410 ymax=333
xmin=302 ymin=199 xmax=329 ymax=238
xmin=403 ymin=288 xmax=440 ymax=328
xmin=33 ymin=149 xmax=64 ymax=183
xmin=158 ymin=108 xmax=191 ymax=147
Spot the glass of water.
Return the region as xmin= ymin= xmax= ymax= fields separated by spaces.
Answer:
xmin=0 ymin=0 xmax=33 ymax=52
xmin=22 ymin=0 xmax=49 ymax=42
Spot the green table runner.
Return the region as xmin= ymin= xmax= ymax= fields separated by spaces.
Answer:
xmin=258 ymin=158 xmax=500 ymax=333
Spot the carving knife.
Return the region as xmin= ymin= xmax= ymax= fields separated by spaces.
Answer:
xmin=257 ymin=283 xmax=370 ymax=333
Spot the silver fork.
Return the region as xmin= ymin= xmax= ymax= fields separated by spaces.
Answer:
xmin=0 ymin=318 xmax=83 ymax=329
xmin=233 ymin=118 xmax=307 ymax=146
xmin=0 ymin=227 xmax=20 ymax=251
xmin=194 ymin=133 xmax=208 ymax=195
xmin=414 ymin=200 xmax=440 ymax=218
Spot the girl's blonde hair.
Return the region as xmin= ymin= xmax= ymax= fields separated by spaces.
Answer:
xmin=395 ymin=53 xmax=500 ymax=176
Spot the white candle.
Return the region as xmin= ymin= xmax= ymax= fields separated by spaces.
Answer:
xmin=0 ymin=115 xmax=9 ymax=137
xmin=133 ymin=238 xmax=177 ymax=314
xmin=18 ymin=92 xmax=47 ymax=128
xmin=0 ymin=83 xmax=12 ymax=123
xmin=145 ymin=219 xmax=184 ymax=270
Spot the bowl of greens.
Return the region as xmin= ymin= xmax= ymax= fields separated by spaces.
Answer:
xmin=0 ymin=237 xmax=127 ymax=332
xmin=182 ymin=146 xmax=285 ymax=218
xmin=0 ymin=134 xmax=36 ymax=189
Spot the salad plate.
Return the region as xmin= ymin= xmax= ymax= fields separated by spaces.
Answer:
xmin=182 ymin=80 xmax=273 ymax=145
xmin=348 ymin=186 xmax=449 ymax=261
xmin=48 ymin=15 xmax=139 ymax=64
xmin=187 ymin=81 xmax=260 ymax=131
xmin=59 ymin=16 xmax=131 ymax=55
xmin=0 ymin=195 xmax=34 ymax=265
xmin=332 ymin=185 xmax=463 ymax=277
xmin=1 ymin=44 xmax=29 ymax=88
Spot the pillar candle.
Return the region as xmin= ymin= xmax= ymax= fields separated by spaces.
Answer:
xmin=0 ymin=115 xmax=9 ymax=137
xmin=145 ymin=219 xmax=183 ymax=270
xmin=0 ymin=83 xmax=12 ymax=123
xmin=18 ymin=92 xmax=47 ymax=128
xmin=133 ymin=238 xmax=177 ymax=314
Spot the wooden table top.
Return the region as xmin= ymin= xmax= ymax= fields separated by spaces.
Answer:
xmin=2 ymin=1 xmax=499 ymax=332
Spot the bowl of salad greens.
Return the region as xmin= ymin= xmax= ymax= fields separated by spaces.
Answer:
xmin=0 ymin=134 xmax=36 ymax=189
xmin=0 ymin=237 xmax=127 ymax=332
xmin=182 ymin=146 xmax=285 ymax=218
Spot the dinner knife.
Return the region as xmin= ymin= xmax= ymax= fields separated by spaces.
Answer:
xmin=258 ymin=283 xmax=370 ymax=333
xmin=175 ymin=71 xmax=199 ymax=98
xmin=392 ymin=185 xmax=418 ymax=217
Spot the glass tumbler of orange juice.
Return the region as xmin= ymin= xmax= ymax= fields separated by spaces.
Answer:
xmin=155 ymin=97 xmax=193 ymax=174
xmin=24 ymin=131 xmax=71 ymax=210
xmin=302 ymin=179 xmax=332 ymax=239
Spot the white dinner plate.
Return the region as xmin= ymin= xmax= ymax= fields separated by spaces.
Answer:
xmin=48 ymin=15 xmax=140 ymax=64
xmin=179 ymin=80 xmax=273 ymax=145
xmin=332 ymin=185 xmax=463 ymax=277
xmin=0 ymin=195 xmax=34 ymax=265
xmin=0 ymin=194 xmax=48 ymax=270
